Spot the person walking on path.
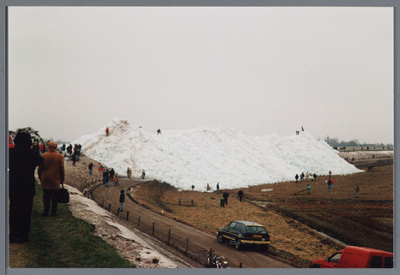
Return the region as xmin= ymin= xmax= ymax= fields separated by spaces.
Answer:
xmin=88 ymin=163 xmax=93 ymax=175
xmin=216 ymin=183 xmax=220 ymax=194
xmin=306 ymin=184 xmax=311 ymax=194
xmin=103 ymin=169 xmax=109 ymax=186
xmin=9 ymin=132 xmax=43 ymax=243
xmin=72 ymin=152 xmax=77 ymax=166
xmin=223 ymin=191 xmax=229 ymax=205
xmin=109 ymin=168 xmax=115 ymax=183
xmin=331 ymin=178 xmax=335 ymax=189
xmin=106 ymin=127 xmax=109 ymax=136
xmin=114 ymin=174 xmax=119 ymax=186
xmin=313 ymin=173 xmax=317 ymax=182
xmin=238 ymin=190 xmax=244 ymax=202
xmin=127 ymin=167 xmax=132 ymax=179
xmin=295 ymin=174 xmax=299 ymax=183
xmin=329 ymin=170 xmax=332 ymax=180
xmin=38 ymin=141 xmax=65 ymax=217
xmin=327 ymin=179 xmax=332 ymax=189
xmin=300 ymin=172 xmax=305 ymax=181
xmin=355 ymin=185 xmax=359 ymax=198
xmin=120 ymin=190 xmax=125 ymax=211
xmin=98 ymin=164 xmax=104 ymax=179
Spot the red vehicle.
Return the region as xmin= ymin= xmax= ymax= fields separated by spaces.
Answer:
xmin=310 ymin=246 xmax=393 ymax=268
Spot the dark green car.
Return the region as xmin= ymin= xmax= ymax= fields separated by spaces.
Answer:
xmin=217 ymin=220 xmax=270 ymax=251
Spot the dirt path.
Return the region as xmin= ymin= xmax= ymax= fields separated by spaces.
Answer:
xmin=64 ymin=154 xmax=292 ymax=268
xmin=91 ymin=178 xmax=293 ymax=268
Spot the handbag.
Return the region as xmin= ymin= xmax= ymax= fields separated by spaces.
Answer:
xmin=58 ymin=183 xmax=70 ymax=203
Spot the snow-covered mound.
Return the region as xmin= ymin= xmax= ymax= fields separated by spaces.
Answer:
xmin=74 ymin=118 xmax=362 ymax=190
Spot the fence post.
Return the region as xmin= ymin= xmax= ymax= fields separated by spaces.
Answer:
xmin=138 ymin=216 xmax=140 ymax=228
xmin=168 ymin=229 xmax=171 ymax=245
xmin=117 ymin=208 xmax=120 ymax=216
xmin=127 ymin=211 xmax=129 ymax=221
xmin=186 ymin=238 xmax=189 ymax=254
xmin=152 ymin=222 xmax=155 ymax=236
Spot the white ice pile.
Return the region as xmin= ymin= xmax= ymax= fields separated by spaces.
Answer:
xmin=74 ymin=118 xmax=362 ymax=190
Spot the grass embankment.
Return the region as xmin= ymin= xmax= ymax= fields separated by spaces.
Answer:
xmin=9 ymin=182 xmax=135 ymax=268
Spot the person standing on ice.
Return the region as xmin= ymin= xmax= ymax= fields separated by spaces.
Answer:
xmin=300 ymin=172 xmax=304 ymax=181
xmin=105 ymin=127 xmax=109 ymax=136
xmin=295 ymin=174 xmax=299 ymax=183
xmin=157 ymin=129 xmax=161 ymax=135
xmin=119 ymin=190 xmax=125 ymax=211
xmin=142 ymin=169 xmax=146 ymax=179
xmin=216 ymin=183 xmax=220 ymax=194
xmin=127 ymin=167 xmax=132 ymax=178
xmin=329 ymin=170 xmax=332 ymax=180
xmin=313 ymin=173 xmax=317 ymax=182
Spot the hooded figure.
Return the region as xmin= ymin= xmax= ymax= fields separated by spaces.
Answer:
xmin=9 ymin=132 xmax=43 ymax=242
xmin=38 ymin=141 xmax=65 ymax=216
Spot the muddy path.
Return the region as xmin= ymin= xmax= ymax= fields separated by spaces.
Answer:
xmin=64 ymin=154 xmax=292 ymax=268
xmin=91 ymin=178 xmax=293 ymax=268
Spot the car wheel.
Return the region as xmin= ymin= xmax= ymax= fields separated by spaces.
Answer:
xmin=235 ymin=238 xmax=242 ymax=250
xmin=217 ymin=233 xmax=224 ymax=243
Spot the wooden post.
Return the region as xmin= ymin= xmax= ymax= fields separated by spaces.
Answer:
xmin=185 ymin=238 xmax=189 ymax=254
xmin=168 ymin=229 xmax=171 ymax=245
xmin=138 ymin=216 xmax=140 ymax=228
xmin=117 ymin=208 xmax=120 ymax=216
xmin=152 ymin=222 xmax=155 ymax=236
xmin=108 ymin=204 xmax=111 ymax=210
xmin=127 ymin=211 xmax=129 ymax=221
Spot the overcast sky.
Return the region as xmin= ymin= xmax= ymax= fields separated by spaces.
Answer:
xmin=8 ymin=7 xmax=393 ymax=144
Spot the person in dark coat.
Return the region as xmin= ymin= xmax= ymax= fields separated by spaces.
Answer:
xmin=295 ymin=174 xmax=299 ymax=183
xmin=120 ymin=190 xmax=125 ymax=211
xmin=313 ymin=173 xmax=317 ymax=182
xmin=88 ymin=163 xmax=93 ymax=175
xmin=9 ymin=132 xmax=43 ymax=243
xmin=238 ymin=190 xmax=244 ymax=202
xmin=223 ymin=191 xmax=229 ymax=206
xmin=109 ymin=168 xmax=115 ymax=183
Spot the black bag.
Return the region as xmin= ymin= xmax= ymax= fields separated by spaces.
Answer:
xmin=58 ymin=183 xmax=70 ymax=203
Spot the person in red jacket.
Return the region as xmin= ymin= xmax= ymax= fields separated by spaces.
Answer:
xmin=38 ymin=142 xmax=65 ymax=216
xmin=106 ymin=127 xmax=109 ymax=136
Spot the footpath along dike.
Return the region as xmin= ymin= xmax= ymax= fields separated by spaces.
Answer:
xmin=65 ymin=154 xmax=293 ymax=268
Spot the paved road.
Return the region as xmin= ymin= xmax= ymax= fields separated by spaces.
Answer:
xmin=92 ymin=178 xmax=293 ymax=268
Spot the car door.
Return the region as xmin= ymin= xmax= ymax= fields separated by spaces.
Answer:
xmin=225 ymin=221 xmax=238 ymax=241
xmin=321 ymin=252 xmax=342 ymax=268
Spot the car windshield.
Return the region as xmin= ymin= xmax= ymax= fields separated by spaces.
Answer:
xmin=246 ymin=226 xmax=267 ymax=234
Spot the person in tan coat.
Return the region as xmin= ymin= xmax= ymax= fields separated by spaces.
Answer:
xmin=38 ymin=141 xmax=65 ymax=216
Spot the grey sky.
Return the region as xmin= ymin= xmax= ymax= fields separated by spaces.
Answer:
xmin=8 ymin=7 xmax=393 ymax=144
